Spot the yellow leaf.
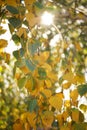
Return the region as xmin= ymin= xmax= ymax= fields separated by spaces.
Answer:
xmin=0 ymin=0 xmax=5 ymax=5
xmin=0 ymin=39 xmax=8 ymax=48
xmin=15 ymin=73 xmax=21 ymax=79
xmin=0 ymin=26 xmax=6 ymax=35
xmin=62 ymin=82 xmax=71 ymax=89
xmin=74 ymin=42 xmax=82 ymax=51
xmin=41 ymin=111 xmax=54 ymax=127
xmin=72 ymin=109 xmax=79 ymax=123
xmin=0 ymin=52 xmax=10 ymax=63
xmin=0 ymin=66 xmax=3 ymax=72
xmin=62 ymin=111 xmax=69 ymax=121
xmin=56 ymin=114 xmax=63 ymax=127
xmin=84 ymin=57 xmax=87 ymax=67
xmin=47 ymin=71 xmax=57 ymax=81
xmin=34 ymin=51 xmax=50 ymax=65
xmin=64 ymin=100 xmax=71 ymax=108
xmin=20 ymin=66 xmax=30 ymax=74
xmin=45 ymin=79 xmax=52 ymax=88
xmin=21 ymin=112 xmax=36 ymax=128
xmin=49 ymin=93 xmax=63 ymax=110
xmin=24 ymin=122 xmax=30 ymax=130
xmin=6 ymin=0 xmax=20 ymax=6
xmin=42 ymin=63 xmax=52 ymax=71
xmin=28 ymin=79 xmax=44 ymax=96
xmin=41 ymin=89 xmax=52 ymax=98
xmin=70 ymin=89 xmax=78 ymax=102
xmin=27 ymin=112 xmax=36 ymax=129
xmin=13 ymin=119 xmax=23 ymax=130
xmin=25 ymin=77 xmax=34 ymax=92
xmin=26 ymin=12 xmax=40 ymax=27
xmin=63 ymin=71 xmax=74 ymax=83
xmin=73 ymin=74 xmax=85 ymax=84
xmin=16 ymin=27 xmax=27 ymax=39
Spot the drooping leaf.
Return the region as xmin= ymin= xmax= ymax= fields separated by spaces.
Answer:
xmin=40 ymin=89 xmax=52 ymax=98
xmin=79 ymin=104 xmax=87 ymax=112
xmin=38 ymin=67 xmax=47 ymax=79
xmin=16 ymin=27 xmax=27 ymax=38
xmin=71 ymin=108 xmax=80 ymax=123
xmin=72 ymin=123 xmax=86 ymax=130
xmin=0 ymin=26 xmax=6 ymax=35
xmin=12 ymin=34 xmax=20 ymax=44
xmin=77 ymin=84 xmax=87 ymax=96
xmin=0 ymin=39 xmax=8 ymax=48
xmin=28 ymin=99 xmax=37 ymax=112
xmin=71 ymin=108 xmax=84 ymax=123
xmin=6 ymin=0 xmax=20 ymax=6
xmin=27 ymin=112 xmax=36 ymax=129
xmin=8 ymin=23 xmax=14 ymax=34
xmin=62 ymin=82 xmax=71 ymax=89
xmin=13 ymin=48 xmax=24 ymax=59
xmin=18 ymin=77 xmax=27 ymax=89
xmin=25 ymin=76 xmax=35 ymax=92
xmin=8 ymin=17 xmax=22 ymax=28
xmin=63 ymin=71 xmax=74 ymax=83
xmin=41 ymin=111 xmax=54 ymax=127
xmin=13 ymin=120 xmax=23 ymax=130
xmin=26 ymin=12 xmax=40 ymax=27
xmin=34 ymin=51 xmax=50 ymax=65
xmin=28 ymin=41 xmax=40 ymax=55
xmin=25 ymin=59 xmax=36 ymax=71
xmin=34 ymin=2 xmax=43 ymax=9
xmin=13 ymin=50 xmax=20 ymax=59
xmin=0 ymin=81 xmax=4 ymax=88
xmin=49 ymin=93 xmax=63 ymax=110
xmin=6 ymin=5 xmax=19 ymax=14
xmin=15 ymin=59 xmax=25 ymax=68
xmin=70 ymin=89 xmax=78 ymax=102
xmin=56 ymin=114 xmax=63 ymax=127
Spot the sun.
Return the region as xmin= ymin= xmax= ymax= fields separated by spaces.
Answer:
xmin=41 ymin=11 xmax=54 ymax=25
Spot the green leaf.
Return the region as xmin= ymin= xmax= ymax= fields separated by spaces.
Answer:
xmin=29 ymin=41 xmax=40 ymax=55
xmin=34 ymin=2 xmax=43 ymax=9
xmin=17 ymin=6 xmax=25 ymax=15
xmin=18 ymin=77 xmax=27 ymax=89
xmin=12 ymin=34 xmax=20 ymax=44
xmin=79 ymin=104 xmax=87 ymax=112
xmin=13 ymin=50 xmax=20 ymax=59
xmin=15 ymin=59 xmax=25 ymax=67
xmin=6 ymin=5 xmax=19 ymax=14
xmin=72 ymin=123 xmax=86 ymax=130
xmin=25 ymin=59 xmax=36 ymax=71
xmin=8 ymin=17 xmax=22 ymax=28
xmin=77 ymin=84 xmax=87 ymax=96
xmin=0 ymin=82 xmax=4 ymax=88
xmin=23 ymin=20 xmax=29 ymax=27
xmin=28 ymin=99 xmax=37 ymax=112
xmin=13 ymin=48 xmax=24 ymax=59
xmin=38 ymin=68 xmax=47 ymax=79
xmin=19 ymin=48 xmax=25 ymax=57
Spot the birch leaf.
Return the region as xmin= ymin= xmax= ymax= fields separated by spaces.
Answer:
xmin=0 ymin=39 xmax=8 ymax=48
xmin=41 ymin=111 xmax=54 ymax=127
xmin=49 ymin=93 xmax=63 ymax=110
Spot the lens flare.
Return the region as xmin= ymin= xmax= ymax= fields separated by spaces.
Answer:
xmin=41 ymin=11 xmax=54 ymax=25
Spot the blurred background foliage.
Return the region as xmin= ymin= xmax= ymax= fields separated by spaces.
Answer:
xmin=0 ymin=0 xmax=87 ymax=130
